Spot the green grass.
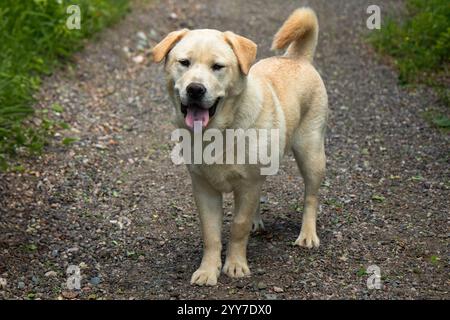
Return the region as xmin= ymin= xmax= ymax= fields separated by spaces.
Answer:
xmin=356 ymin=267 xmax=367 ymax=277
xmin=369 ymin=0 xmax=450 ymax=129
xmin=0 ymin=0 xmax=129 ymax=170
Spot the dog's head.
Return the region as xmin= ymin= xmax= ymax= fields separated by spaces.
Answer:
xmin=151 ymin=29 xmax=257 ymax=130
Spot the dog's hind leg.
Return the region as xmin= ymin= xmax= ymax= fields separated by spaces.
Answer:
xmin=291 ymin=108 xmax=327 ymax=248
xmin=251 ymin=202 xmax=265 ymax=232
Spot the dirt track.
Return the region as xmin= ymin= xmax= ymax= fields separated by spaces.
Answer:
xmin=0 ymin=0 xmax=448 ymax=299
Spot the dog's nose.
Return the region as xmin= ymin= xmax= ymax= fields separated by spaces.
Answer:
xmin=186 ymin=83 xmax=206 ymax=99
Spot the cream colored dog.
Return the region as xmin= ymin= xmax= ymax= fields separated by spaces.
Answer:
xmin=152 ymin=8 xmax=328 ymax=286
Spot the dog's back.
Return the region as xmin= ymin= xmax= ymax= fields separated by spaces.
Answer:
xmin=250 ymin=8 xmax=327 ymax=147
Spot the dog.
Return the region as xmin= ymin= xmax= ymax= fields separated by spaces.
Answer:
xmin=152 ymin=7 xmax=328 ymax=286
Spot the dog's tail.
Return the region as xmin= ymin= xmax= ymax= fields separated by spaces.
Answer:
xmin=271 ymin=8 xmax=319 ymax=62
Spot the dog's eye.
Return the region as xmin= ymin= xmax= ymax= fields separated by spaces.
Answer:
xmin=178 ymin=59 xmax=190 ymax=67
xmin=212 ymin=63 xmax=225 ymax=71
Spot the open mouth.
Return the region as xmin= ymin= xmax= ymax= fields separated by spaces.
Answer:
xmin=181 ymin=98 xmax=221 ymax=129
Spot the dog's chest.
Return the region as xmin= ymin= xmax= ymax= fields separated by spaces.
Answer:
xmin=188 ymin=164 xmax=249 ymax=193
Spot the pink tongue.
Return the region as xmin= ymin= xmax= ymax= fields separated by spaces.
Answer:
xmin=185 ymin=108 xmax=210 ymax=129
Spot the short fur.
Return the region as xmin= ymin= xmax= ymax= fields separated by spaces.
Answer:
xmin=152 ymin=7 xmax=328 ymax=286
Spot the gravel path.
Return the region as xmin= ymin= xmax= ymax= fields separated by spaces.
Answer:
xmin=0 ymin=0 xmax=448 ymax=299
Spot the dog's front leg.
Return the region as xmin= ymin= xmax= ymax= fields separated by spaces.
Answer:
xmin=190 ymin=174 xmax=223 ymax=286
xmin=223 ymin=184 xmax=261 ymax=278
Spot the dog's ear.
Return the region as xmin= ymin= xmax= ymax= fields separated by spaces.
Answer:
xmin=151 ymin=29 xmax=189 ymax=63
xmin=224 ymin=31 xmax=257 ymax=75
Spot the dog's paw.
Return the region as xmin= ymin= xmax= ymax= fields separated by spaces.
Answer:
xmin=223 ymin=259 xmax=251 ymax=278
xmin=294 ymin=229 xmax=320 ymax=248
xmin=251 ymin=218 xmax=265 ymax=233
xmin=190 ymin=267 xmax=220 ymax=286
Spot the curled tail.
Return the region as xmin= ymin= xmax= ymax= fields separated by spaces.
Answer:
xmin=271 ymin=8 xmax=319 ymax=62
